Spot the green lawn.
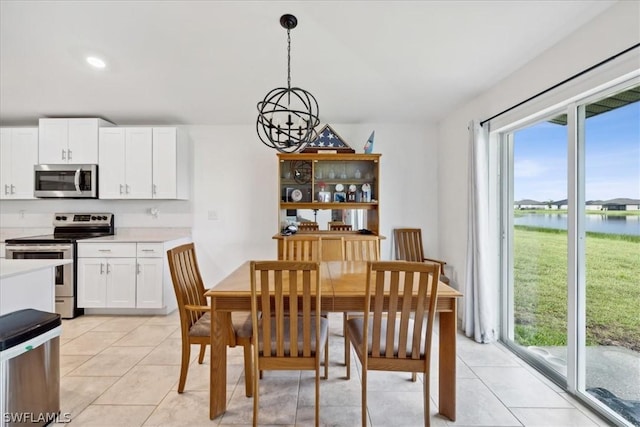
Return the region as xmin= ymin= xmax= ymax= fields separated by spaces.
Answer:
xmin=514 ymin=226 xmax=640 ymax=351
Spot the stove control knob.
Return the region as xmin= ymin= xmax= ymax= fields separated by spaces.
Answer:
xmin=91 ymin=216 xmax=97 ymax=220
xmin=61 ymin=216 xmax=67 ymax=221
xmin=55 ymin=216 xmax=62 ymax=221
xmin=102 ymin=215 xmax=108 ymax=220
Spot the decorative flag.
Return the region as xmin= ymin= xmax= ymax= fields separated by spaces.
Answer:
xmin=364 ymin=131 xmax=375 ymax=153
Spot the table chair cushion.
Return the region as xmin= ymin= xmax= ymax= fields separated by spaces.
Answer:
xmin=346 ymin=317 xmax=427 ymax=357
xmin=258 ymin=316 xmax=329 ymax=356
xmin=189 ymin=312 xmax=253 ymax=338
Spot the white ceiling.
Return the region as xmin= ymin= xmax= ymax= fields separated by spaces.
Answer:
xmin=0 ymin=0 xmax=617 ymax=126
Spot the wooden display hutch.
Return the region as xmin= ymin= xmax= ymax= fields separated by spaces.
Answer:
xmin=278 ymin=153 xmax=381 ymax=232
xmin=275 ymin=153 xmax=382 ymax=260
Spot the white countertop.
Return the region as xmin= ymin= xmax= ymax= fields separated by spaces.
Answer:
xmin=83 ymin=228 xmax=191 ymax=243
xmin=0 ymin=259 xmax=73 ymax=279
xmin=1 ymin=227 xmax=191 ymax=244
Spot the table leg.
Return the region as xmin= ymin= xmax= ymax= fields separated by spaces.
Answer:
xmin=438 ymin=299 xmax=456 ymax=421
xmin=209 ymin=302 xmax=228 ymax=420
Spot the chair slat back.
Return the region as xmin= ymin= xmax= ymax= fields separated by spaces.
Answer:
xmin=250 ymin=261 xmax=321 ymax=358
xmin=330 ymin=223 xmax=352 ymax=231
xmin=298 ymin=221 xmax=319 ymax=231
xmin=344 ymin=236 xmax=380 ymax=261
xmin=167 ymin=243 xmax=208 ymax=329
xmin=364 ymin=261 xmax=440 ymax=362
xmin=394 ymin=228 xmax=425 ymax=262
xmin=282 ymin=235 xmax=322 ymax=261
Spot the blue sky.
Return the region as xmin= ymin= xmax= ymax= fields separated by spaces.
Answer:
xmin=513 ymin=100 xmax=640 ymax=202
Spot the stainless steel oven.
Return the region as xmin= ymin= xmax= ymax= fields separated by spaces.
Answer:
xmin=6 ymin=244 xmax=74 ymax=317
xmin=34 ymin=164 xmax=98 ymax=198
xmin=5 ymin=213 xmax=114 ymax=319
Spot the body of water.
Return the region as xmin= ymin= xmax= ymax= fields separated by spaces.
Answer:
xmin=514 ymin=213 xmax=640 ymax=236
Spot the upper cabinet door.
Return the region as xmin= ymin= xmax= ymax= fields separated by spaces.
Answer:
xmin=39 ymin=118 xmax=101 ymax=164
xmin=68 ymin=119 xmax=99 ymax=164
xmin=39 ymin=119 xmax=68 ymax=163
xmin=99 ymin=128 xmax=127 ymax=199
xmin=152 ymin=127 xmax=177 ymax=199
xmin=124 ymin=128 xmax=153 ymax=199
xmin=0 ymin=127 xmax=38 ymax=200
xmin=9 ymin=128 xmax=38 ymax=198
xmin=0 ymin=129 xmax=12 ymax=197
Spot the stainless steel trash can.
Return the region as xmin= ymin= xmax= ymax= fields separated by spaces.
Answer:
xmin=0 ymin=309 xmax=61 ymax=427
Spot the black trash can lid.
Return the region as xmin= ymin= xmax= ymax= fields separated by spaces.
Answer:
xmin=0 ymin=309 xmax=61 ymax=351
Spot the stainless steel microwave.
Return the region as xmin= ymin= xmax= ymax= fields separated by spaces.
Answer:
xmin=34 ymin=164 xmax=98 ymax=198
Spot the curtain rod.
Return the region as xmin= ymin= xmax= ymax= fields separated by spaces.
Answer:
xmin=480 ymin=43 xmax=640 ymax=126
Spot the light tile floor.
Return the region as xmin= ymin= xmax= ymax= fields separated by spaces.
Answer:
xmin=53 ymin=312 xmax=612 ymax=426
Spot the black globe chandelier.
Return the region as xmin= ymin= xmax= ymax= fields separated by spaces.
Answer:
xmin=256 ymin=14 xmax=320 ymax=153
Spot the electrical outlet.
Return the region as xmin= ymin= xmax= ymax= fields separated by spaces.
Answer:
xmin=208 ymin=210 xmax=219 ymax=221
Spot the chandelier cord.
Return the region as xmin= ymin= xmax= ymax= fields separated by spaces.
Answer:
xmin=287 ymin=28 xmax=291 ymax=100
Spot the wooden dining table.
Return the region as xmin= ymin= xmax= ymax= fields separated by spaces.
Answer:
xmin=205 ymin=260 xmax=463 ymax=421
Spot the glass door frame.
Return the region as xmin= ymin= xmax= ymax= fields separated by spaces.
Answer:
xmin=496 ymin=76 xmax=639 ymax=426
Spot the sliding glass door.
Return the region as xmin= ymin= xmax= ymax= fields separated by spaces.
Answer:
xmin=508 ymin=113 xmax=569 ymax=380
xmin=582 ymin=89 xmax=640 ymax=423
xmin=501 ymin=81 xmax=640 ymax=425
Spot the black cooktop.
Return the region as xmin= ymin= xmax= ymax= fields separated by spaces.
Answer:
xmin=5 ymin=212 xmax=115 ymax=245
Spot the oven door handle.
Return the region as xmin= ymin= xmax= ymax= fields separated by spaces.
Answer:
xmin=6 ymin=244 xmax=74 ymax=253
xmin=74 ymin=168 xmax=82 ymax=193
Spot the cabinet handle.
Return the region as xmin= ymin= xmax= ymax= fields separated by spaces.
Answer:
xmin=61 ymin=149 xmax=66 ymax=160
xmin=55 ymin=299 xmax=64 ymax=303
xmin=153 ymin=184 xmax=157 ymax=195
xmin=119 ymin=184 xmax=124 ymax=195
xmin=106 ymin=263 xmax=111 ymax=274
xmin=10 ymin=184 xmax=15 ymax=194
xmin=126 ymin=184 xmax=130 ymax=194
xmin=68 ymin=149 xmax=72 ymax=160
xmin=4 ymin=185 xmax=9 ymax=195
xmin=100 ymin=263 xmax=104 ymax=274
xmin=141 ymin=249 xmax=155 ymax=252
xmin=137 ymin=263 xmax=141 ymax=275
xmin=98 ymin=249 xmax=111 ymax=252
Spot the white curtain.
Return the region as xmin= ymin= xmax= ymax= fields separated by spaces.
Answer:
xmin=464 ymin=120 xmax=497 ymax=343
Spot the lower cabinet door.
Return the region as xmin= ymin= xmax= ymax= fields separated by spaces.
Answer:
xmin=77 ymin=258 xmax=107 ymax=308
xmin=136 ymin=258 xmax=163 ymax=308
xmin=106 ymin=258 xmax=137 ymax=308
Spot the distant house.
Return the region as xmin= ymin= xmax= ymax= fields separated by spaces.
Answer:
xmin=586 ymin=200 xmax=603 ymax=211
xmin=550 ymin=199 xmax=568 ymax=210
xmin=601 ymin=198 xmax=640 ymax=211
xmin=514 ymin=199 xmax=547 ymax=209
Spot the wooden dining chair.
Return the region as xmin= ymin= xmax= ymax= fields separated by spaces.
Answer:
xmin=250 ymin=261 xmax=329 ymax=427
xmin=342 ymin=235 xmax=380 ymax=378
xmin=281 ymin=235 xmax=334 ymax=377
xmin=298 ymin=221 xmax=320 ymax=231
xmin=329 ymin=222 xmax=353 ymax=231
xmin=345 ymin=261 xmax=441 ymax=427
xmin=282 ymin=235 xmax=323 ymax=261
xmin=167 ymin=243 xmax=253 ymax=396
xmin=394 ymin=227 xmax=450 ymax=284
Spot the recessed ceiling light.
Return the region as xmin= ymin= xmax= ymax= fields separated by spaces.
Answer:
xmin=86 ymin=56 xmax=106 ymax=69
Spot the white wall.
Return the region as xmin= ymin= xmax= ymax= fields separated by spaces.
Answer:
xmin=437 ymin=1 xmax=640 ymax=296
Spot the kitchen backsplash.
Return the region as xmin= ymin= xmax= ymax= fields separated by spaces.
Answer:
xmin=0 ymin=199 xmax=193 ymax=229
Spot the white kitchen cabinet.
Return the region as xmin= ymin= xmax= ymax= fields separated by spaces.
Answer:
xmin=0 ymin=127 xmax=38 ymax=199
xmin=39 ymin=118 xmax=113 ymax=164
xmin=152 ymin=127 xmax=190 ymax=199
xmin=99 ymin=126 xmax=189 ymax=200
xmin=77 ymin=243 xmax=137 ymax=308
xmin=99 ymin=127 xmax=152 ymax=199
xmin=135 ymin=243 xmax=164 ymax=308
xmin=136 ymin=257 xmax=164 ymax=308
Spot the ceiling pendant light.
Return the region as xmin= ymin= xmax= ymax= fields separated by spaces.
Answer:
xmin=256 ymin=14 xmax=320 ymax=153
